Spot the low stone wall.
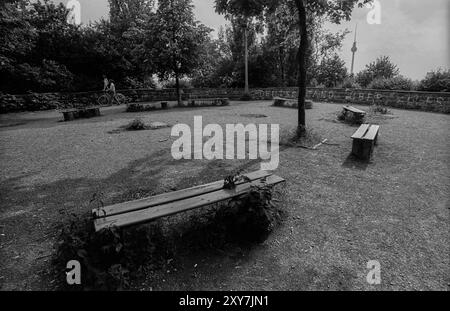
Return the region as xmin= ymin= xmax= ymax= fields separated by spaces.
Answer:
xmin=246 ymin=87 xmax=450 ymax=113
xmin=1 ymin=87 xmax=449 ymax=114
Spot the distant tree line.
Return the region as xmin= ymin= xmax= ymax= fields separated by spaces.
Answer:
xmin=0 ymin=0 xmax=448 ymax=95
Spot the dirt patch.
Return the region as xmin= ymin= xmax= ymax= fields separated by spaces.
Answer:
xmin=108 ymin=119 xmax=171 ymax=134
xmin=240 ymin=114 xmax=268 ymax=118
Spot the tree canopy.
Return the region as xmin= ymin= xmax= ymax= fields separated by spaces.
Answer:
xmin=1 ymin=0 xmax=445 ymax=98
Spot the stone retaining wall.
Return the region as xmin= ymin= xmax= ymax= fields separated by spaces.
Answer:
xmin=1 ymin=87 xmax=449 ymax=114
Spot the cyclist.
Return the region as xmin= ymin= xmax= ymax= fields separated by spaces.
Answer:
xmin=102 ymin=75 xmax=109 ymax=91
xmin=107 ymin=79 xmax=117 ymax=105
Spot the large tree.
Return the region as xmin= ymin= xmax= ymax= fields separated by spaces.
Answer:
xmin=150 ymin=0 xmax=211 ymax=106
xmin=215 ymin=0 xmax=371 ymax=134
xmin=316 ymin=53 xmax=348 ymax=87
xmin=356 ymin=55 xmax=400 ymax=87
xmin=215 ymin=1 xmax=266 ymax=97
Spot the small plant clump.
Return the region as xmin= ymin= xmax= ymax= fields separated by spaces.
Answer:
xmin=223 ymin=171 xmax=251 ymax=190
xmin=126 ymin=118 xmax=147 ymax=131
xmin=370 ymin=105 xmax=389 ymax=115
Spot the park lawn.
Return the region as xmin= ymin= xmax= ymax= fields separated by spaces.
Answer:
xmin=0 ymin=101 xmax=448 ymax=290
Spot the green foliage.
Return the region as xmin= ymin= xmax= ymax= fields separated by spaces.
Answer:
xmin=367 ymin=75 xmax=414 ymax=91
xmin=163 ymin=78 xmax=193 ymax=89
xmin=315 ymin=53 xmax=348 ymax=87
xmin=223 ymin=171 xmax=251 ymax=189
xmin=338 ymin=77 xmax=361 ymax=89
xmin=149 ymin=0 xmax=212 ymax=85
xmin=418 ymin=69 xmax=450 ymax=92
xmin=125 ymin=118 xmax=146 ymax=131
xmin=370 ymin=105 xmax=389 ymax=115
xmin=54 ymin=214 xmax=171 ymax=290
xmin=0 ymin=0 xmax=157 ymax=94
xmin=225 ymin=184 xmax=281 ymax=242
xmin=356 ymin=56 xmax=400 ymax=87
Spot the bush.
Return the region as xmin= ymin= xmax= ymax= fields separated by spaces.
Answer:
xmin=125 ymin=118 xmax=146 ymax=131
xmin=122 ymin=77 xmax=156 ymax=89
xmin=418 ymin=69 xmax=450 ymax=92
xmin=224 ymin=185 xmax=281 ymax=242
xmin=163 ymin=79 xmax=193 ymax=89
xmin=339 ymin=77 xmax=361 ymax=89
xmin=53 ymin=215 xmax=171 ymax=291
xmin=356 ymin=56 xmax=400 ymax=87
xmin=367 ymin=76 xmax=414 ymax=91
xmin=370 ymin=105 xmax=389 ymax=115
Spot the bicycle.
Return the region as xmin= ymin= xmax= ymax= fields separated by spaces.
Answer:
xmin=97 ymin=91 xmax=127 ymax=106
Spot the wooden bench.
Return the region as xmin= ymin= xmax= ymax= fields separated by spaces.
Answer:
xmin=273 ymin=97 xmax=313 ymax=109
xmin=126 ymin=102 xmax=167 ymax=112
xmin=342 ymin=105 xmax=366 ymax=124
xmin=93 ymin=170 xmax=285 ymax=232
xmin=351 ymin=124 xmax=380 ymax=160
xmin=62 ymin=107 xmax=100 ymax=121
xmin=189 ymin=98 xmax=230 ymax=107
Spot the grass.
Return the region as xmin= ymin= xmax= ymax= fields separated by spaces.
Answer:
xmin=0 ymin=100 xmax=448 ymax=291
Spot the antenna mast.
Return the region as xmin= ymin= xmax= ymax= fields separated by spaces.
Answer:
xmin=350 ymin=24 xmax=358 ymax=76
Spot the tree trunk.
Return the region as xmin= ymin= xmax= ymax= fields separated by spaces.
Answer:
xmin=279 ymin=46 xmax=285 ymax=86
xmin=294 ymin=0 xmax=308 ymax=135
xmin=244 ymin=26 xmax=249 ymax=95
xmin=175 ymin=70 xmax=182 ymax=107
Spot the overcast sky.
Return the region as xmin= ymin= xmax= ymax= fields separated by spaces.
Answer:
xmin=61 ymin=0 xmax=449 ymax=80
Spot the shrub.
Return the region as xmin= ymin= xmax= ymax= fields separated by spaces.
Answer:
xmin=122 ymin=77 xmax=156 ymax=89
xmin=339 ymin=77 xmax=361 ymax=89
xmin=225 ymin=185 xmax=280 ymax=242
xmin=367 ymin=76 xmax=414 ymax=91
xmin=163 ymin=79 xmax=192 ymax=89
xmin=356 ymin=56 xmax=400 ymax=87
xmin=53 ymin=215 xmax=171 ymax=291
xmin=315 ymin=54 xmax=348 ymax=87
xmin=370 ymin=105 xmax=389 ymax=115
xmin=418 ymin=69 xmax=450 ymax=92
xmin=125 ymin=118 xmax=146 ymax=131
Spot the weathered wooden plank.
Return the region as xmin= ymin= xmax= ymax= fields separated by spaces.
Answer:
xmin=351 ymin=124 xmax=370 ymax=139
xmin=363 ymin=125 xmax=380 ymax=141
xmin=94 ymin=174 xmax=285 ymax=231
xmin=92 ymin=170 xmax=272 ymax=218
xmin=352 ymin=139 xmax=373 ymax=160
xmin=344 ymin=105 xmax=366 ymax=114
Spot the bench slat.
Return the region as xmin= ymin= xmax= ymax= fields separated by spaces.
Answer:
xmin=363 ymin=125 xmax=379 ymax=140
xmin=344 ymin=105 xmax=366 ymax=114
xmin=351 ymin=124 xmax=370 ymax=139
xmin=92 ymin=170 xmax=272 ymax=218
xmin=94 ymin=174 xmax=285 ymax=231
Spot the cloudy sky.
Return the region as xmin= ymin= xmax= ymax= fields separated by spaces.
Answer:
xmin=62 ymin=0 xmax=449 ymax=80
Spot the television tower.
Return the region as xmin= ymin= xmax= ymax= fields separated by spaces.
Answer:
xmin=350 ymin=24 xmax=358 ymax=76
